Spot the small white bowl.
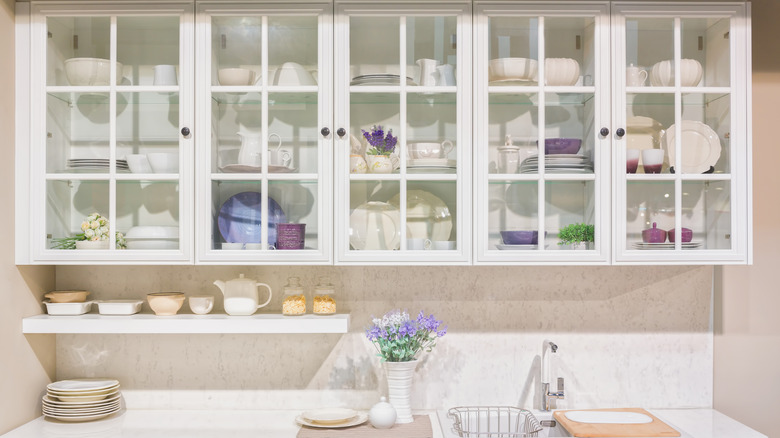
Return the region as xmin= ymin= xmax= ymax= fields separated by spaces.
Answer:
xmin=218 ymin=68 xmax=258 ymax=86
xmin=489 ymin=57 xmax=538 ymax=81
xmin=64 ymin=58 xmax=123 ymax=86
xmin=147 ymin=153 xmax=179 ymax=173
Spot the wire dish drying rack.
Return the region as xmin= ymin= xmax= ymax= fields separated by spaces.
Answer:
xmin=448 ymin=406 xmax=542 ymax=437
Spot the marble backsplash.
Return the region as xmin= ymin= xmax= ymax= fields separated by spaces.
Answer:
xmin=54 ymin=265 xmax=713 ymax=410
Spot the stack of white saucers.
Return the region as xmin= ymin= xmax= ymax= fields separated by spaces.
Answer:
xmin=43 ymin=379 xmax=121 ymax=422
xmin=519 ymin=154 xmax=594 ymax=174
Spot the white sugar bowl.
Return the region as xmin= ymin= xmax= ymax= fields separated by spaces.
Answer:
xmin=369 ymin=396 xmax=397 ymax=429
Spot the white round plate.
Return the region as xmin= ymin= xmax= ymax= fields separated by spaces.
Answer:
xmin=43 ymin=401 xmax=120 ymax=415
xmin=43 ymin=393 xmax=121 ymax=407
xmin=349 ymin=202 xmax=401 ymax=250
xmin=43 ymin=407 xmax=121 ymax=422
xmin=389 ymin=190 xmax=453 ymax=241
xmin=48 ymin=379 xmax=119 ymax=393
xmin=661 ymin=120 xmax=721 ymax=173
xmin=302 ymin=407 xmax=357 ymax=425
xmin=47 ymin=384 xmax=119 ymax=396
xmin=296 ymin=412 xmax=368 ymax=429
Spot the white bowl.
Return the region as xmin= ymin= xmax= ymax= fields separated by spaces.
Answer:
xmin=650 ymin=59 xmax=703 ymax=87
xmin=544 ymin=58 xmax=580 ymax=86
xmin=147 ymin=153 xmax=178 ymax=173
xmin=125 ymin=226 xmax=179 ymax=239
xmin=217 ymin=68 xmax=257 ymax=86
xmin=488 ymin=57 xmax=538 ymax=81
xmin=272 ymin=62 xmax=317 ymax=86
xmin=64 ymin=58 xmax=123 ymax=86
xmin=96 ymin=300 xmax=144 ymax=315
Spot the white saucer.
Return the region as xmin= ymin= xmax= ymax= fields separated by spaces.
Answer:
xmin=407 ymin=158 xmax=456 ymax=167
xmin=296 ymin=411 xmax=368 ymax=429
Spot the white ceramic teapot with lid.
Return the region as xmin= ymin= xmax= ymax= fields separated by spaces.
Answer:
xmin=213 ymin=274 xmax=273 ymax=316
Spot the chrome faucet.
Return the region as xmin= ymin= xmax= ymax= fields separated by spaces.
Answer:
xmin=541 ymin=341 xmax=564 ymax=411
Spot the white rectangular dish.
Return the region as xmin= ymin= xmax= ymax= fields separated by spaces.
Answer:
xmin=96 ymin=300 xmax=144 ymax=315
xmin=43 ymin=301 xmax=93 ymax=316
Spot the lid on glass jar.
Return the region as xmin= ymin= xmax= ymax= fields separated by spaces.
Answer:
xmin=283 ymin=277 xmax=304 ymax=294
xmin=313 ymin=277 xmax=334 ymax=294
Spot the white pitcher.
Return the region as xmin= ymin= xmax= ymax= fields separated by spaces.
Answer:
xmin=416 ymin=58 xmax=440 ymax=86
xmin=236 ymin=132 xmax=282 ymax=167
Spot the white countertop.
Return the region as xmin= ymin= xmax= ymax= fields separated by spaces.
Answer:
xmin=1 ymin=408 xmax=765 ymax=438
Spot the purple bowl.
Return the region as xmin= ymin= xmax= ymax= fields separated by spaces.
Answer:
xmin=543 ymin=138 xmax=581 ymax=155
xmin=500 ymin=230 xmax=538 ymax=245
xmin=642 ymin=222 xmax=667 ymax=243
xmin=668 ymin=227 xmax=693 ymax=243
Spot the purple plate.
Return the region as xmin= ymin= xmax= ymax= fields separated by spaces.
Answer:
xmin=542 ymin=138 xmax=581 ymax=155
xmin=218 ymin=191 xmax=286 ymax=244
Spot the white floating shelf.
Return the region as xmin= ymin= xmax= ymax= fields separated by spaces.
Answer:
xmin=22 ymin=313 xmax=350 ymax=334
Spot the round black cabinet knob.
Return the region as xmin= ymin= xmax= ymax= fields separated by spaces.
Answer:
xmin=320 ymin=127 xmax=330 ymax=137
xmin=616 ymin=128 xmax=626 ymax=138
xmin=337 ymin=128 xmax=347 ymax=138
xmin=181 ymin=127 xmax=190 ymax=137
xmin=599 ymin=127 xmax=609 ymax=137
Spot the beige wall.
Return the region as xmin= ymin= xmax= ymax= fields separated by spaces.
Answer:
xmin=0 ymin=0 xmax=56 ymax=434
xmin=714 ymin=1 xmax=780 ymax=437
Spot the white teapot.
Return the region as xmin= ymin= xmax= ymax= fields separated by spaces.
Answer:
xmin=213 ymin=274 xmax=272 ymax=316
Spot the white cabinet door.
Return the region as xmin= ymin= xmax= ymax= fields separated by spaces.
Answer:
xmin=612 ymin=3 xmax=751 ymax=264
xmin=334 ymin=2 xmax=472 ymax=265
xmin=195 ymin=3 xmax=333 ymax=264
xmin=474 ymin=3 xmax=612 ymax=264
xmin=20 ymin=3 xmax=195 ymax=264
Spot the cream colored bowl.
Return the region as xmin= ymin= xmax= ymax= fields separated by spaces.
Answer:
xmin=544 ymin=58 xmax=580 ymax=86
xmin=488 ymin=57 xmax=538 ymax=81
xmin=64 ymin=58 xmax=123 ymax=86
xmin=44 ymin=290 xmax=90 ymax=303
xmin=650 ymin=59 xmax=703 ymax=87
xmin=147 ymin=292 xmax=185 ymax=316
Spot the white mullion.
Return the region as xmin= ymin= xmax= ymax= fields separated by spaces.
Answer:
xmin=109 ymin=15 xmax=118 ymax=250
xmin=673 ymin=17 xmax=682 ymax=251
xmin=399 ymin=15 xmax=408 ymax=251
xmin=261 ymin=15 xmax=269 ymax=249
xmin=537 ymin=15 xmax=546 ymax=250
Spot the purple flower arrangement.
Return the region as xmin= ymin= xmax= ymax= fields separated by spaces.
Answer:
xmin=365 ymin=309 xmax=447 ymax=362
xmin=362 ymin=125 xmax=398 ymax=156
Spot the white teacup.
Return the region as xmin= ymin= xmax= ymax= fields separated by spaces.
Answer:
xmin=268 ymin=149 xmax=292 ymax=167
xmin=407 ymin=238 xmax=432 ymax=250
xmin=407 ymin=140 xmax=454 ymax=159
xmin=189 ymin=296 xmax=214 ymax=315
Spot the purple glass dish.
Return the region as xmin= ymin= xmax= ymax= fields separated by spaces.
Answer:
xmin=500 ymin=230 xmax=538 ymax=245
xmin=668 ymin=227 xmax=693 ymax=243
xmin=542 ymin=138 xmax=582 ymax=155
xmin=276 ymin=223 xmax=306 ymax=250
xmin=642 ymin=222 xmax=667 ymax=243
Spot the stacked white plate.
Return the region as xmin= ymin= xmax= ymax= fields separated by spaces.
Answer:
xmin=632 ymin=241 xmax=702 ymax=250
xmin=295 ymin=407 xmax=368 ymax=429
xmin=67 ymin=159 xmax=129 ymax=171
xmin=520 ymin=154 xmax=593 ymax=174
xmin=43 ymin=379 xmax=121 ymax=422
xmin=350 ymin=74 xmax=416 ymax=86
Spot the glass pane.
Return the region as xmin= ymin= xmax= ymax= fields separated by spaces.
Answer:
xmin=625 ymin=18 xmax=674 ymax=87
xmin=626 ymin=181 xmax=675 ymax=249
xmin=543 ymin=92 xmax=594 ymax=174
xmin=350 ymin=16 xmax=400 ymax=79
xmin=117 ymin=181 xmax=180 ymax=250
xmin=211 ymin=182 xmax=285 ymax=250
xmin=47 ymin=180 xmax=110 ymax=249
xmin=543 ymin=16 xmax=595 ymax=86
xmin=47 ymin=92 xmax=111 ymax=174
xmin=211 ymin=92 xmax=263 ymax=171
xmin=269 ymin=92 xmax=318 ymax=174
xmin=681 ymin=180 xmax=731 ymax=250
xmin=547 ymin=181 xmax=595 ymax=250
xmin=491 ymin=180 xmax=539 ymax=250
xmin=117 ymin=16 xmax=180 ymax=86
xmin=117 ymin=92 xmax=180 ymax=174
xmin=47 ymin=17 xmax=111 ymax=86
xmin=679 ymin=93 xmax=730 ymax=175
xmin=350 ymin=93 xmax=400 ymax=160
xmin=406 ymin=16 xmax=458 ymax=86
xmin=269 ymin=16 xmax=319 ymax=86
xmin=488 ymin=16 xmax=539 ymax=83
xmin=488 ymin=93 xmax=538 ymax=175
xmin=269 ymin=180 xmax=319 ymax=250
xmin=392 ymin=183 xmax=456 ymax=250
xmin=626 ymin=93 xmax=674 ymax=174
xmin=212 ymin=16 xmax=262 ymax=86
xmin=406 ymin=92 xmax=457 ymax=173
xmin=349 ymin=181 xmax=401 ymax=251
xmin=682 ymin=17 xmax=730 ymax=87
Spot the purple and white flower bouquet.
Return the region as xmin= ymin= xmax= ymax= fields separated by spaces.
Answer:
xmin=362 ymin=125 xmax=398 ymax=156
xmin=366 ymin=309 xmax=447 ymax=362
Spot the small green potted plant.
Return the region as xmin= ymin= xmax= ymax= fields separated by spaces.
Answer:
xmin=557 ymin=223 xmax=594 ymax=250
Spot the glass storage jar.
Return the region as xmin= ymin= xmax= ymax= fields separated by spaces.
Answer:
xmin=281 ymin=277 xmax=307 ymax=316
xmin=313 ymin=277 xmax=336 ymax=315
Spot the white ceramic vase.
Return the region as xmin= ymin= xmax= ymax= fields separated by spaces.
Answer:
xmin=382 ymin=359 xmax=418 ymax=424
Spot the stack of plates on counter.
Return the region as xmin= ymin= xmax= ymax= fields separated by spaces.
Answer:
xmin=520 ymin=154 xmax=593 ymax=174
xmin=67 ymin=159 xmax=129 ymax=171
xmin=350 ymin=74 xmax=416 ymax=86
xmin=406 ymin=158 xmax=456 ymax=173
xmin=295 ymin=408 xmax=368 ymax=429
xmin=43 ymin=379 xmax=122 ymax=422
xmin=632 ymin=241 xmax=702 ymax=250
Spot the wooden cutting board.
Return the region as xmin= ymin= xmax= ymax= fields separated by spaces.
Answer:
xmin=553 ymin=408 xmax=680 ymax=437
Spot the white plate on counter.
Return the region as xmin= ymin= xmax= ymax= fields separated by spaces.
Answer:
xmin=301 ymin=408 xmax=357 ymax=425
xmin=296 ymin=411 xmax=368 ymax=429
xmin=43 ymin=407 xmax=121 ymax=422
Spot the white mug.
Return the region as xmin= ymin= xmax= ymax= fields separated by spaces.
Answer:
xmin=626 ymin=64 xmax=648 ymax=87
xmin=407 ymin=238 xmax=432 ymax=250
xmin=268 ymin=149 xmax=292 ymax=167
xmin=153 ymin=65 xmax=178 ymax=86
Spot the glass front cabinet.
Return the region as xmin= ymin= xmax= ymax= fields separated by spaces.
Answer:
xmin=15 ymin=1 xmax=751 ymax=265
